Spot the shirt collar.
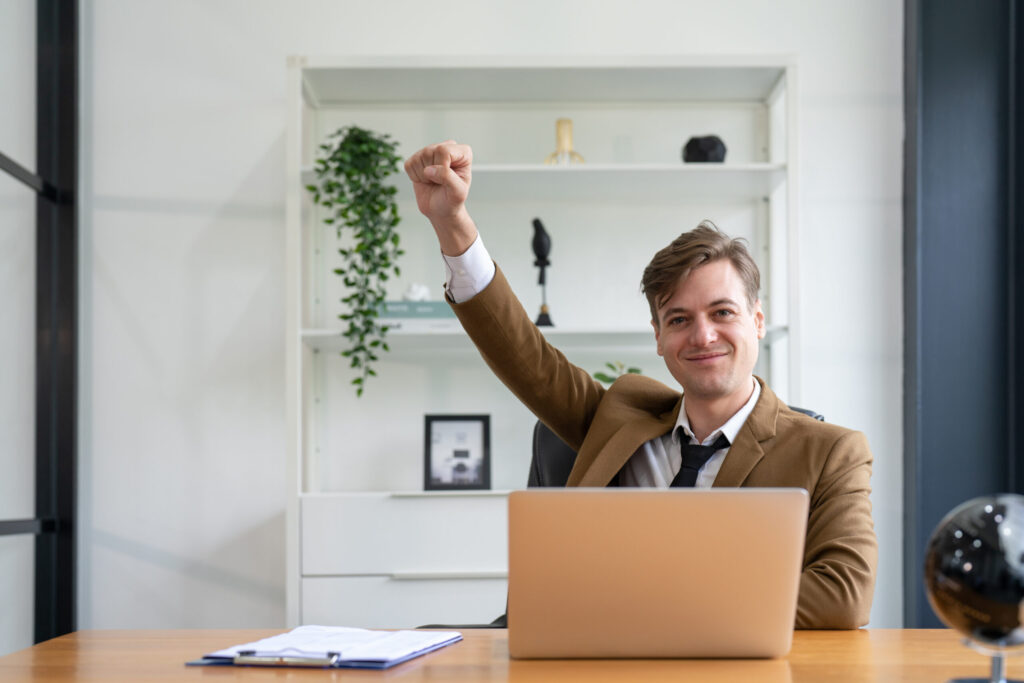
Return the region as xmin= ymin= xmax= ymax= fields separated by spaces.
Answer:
xmin=673 ymin=377 xmax=761 ymax=447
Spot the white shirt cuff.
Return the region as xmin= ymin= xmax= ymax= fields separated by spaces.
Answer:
xmin=442 ymin=235 xmax=496 ymax=303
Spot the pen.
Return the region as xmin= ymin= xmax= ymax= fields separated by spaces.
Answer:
xmin=234 ymin=650 xmax=342 ymax=667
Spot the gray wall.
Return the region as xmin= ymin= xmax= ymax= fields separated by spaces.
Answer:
xmin=72 ymin=0 xmax=905 ymax=631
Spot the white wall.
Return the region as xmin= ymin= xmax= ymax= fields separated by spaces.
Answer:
xmin=0 ymin=0 xmax=38 ymax=658
xmin=79 ymin=0 xmax=903 ymax=628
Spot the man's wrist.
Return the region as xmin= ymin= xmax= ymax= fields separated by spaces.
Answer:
xmin=433 ymin=209 xmax=478 ymax=257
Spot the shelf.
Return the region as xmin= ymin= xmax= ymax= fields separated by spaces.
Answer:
xmin=303 ymin=162 xmax=786 ymax=202
xmin=300 ymin=56 xmax=788 ymax=105
xmin=302 ymin=326 xmax=651 ymax=355
xmin=389 ymin=490 xmax=511 ymax=499
xmin=301 ymin=324 xmax=788 ymax=355
xmin=472 ymin=163 xmax=785 ymax=201
xmin=301 ymin=490 xmax=512 ymax=499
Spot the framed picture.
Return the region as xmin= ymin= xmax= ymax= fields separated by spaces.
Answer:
xmin=424 ymin=414 xmax=491 ymax=491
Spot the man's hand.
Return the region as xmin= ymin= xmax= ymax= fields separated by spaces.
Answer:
xmin=404 ymin=141 xmax=479 ymax=256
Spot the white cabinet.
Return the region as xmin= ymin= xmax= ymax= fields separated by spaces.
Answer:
xmin=301 ymin=493 xmax=508 ymax=576
xmin=299 ymin=493 xmax=508 ymax=628
xmin=285 ymin=56 xmax=798 ymax=627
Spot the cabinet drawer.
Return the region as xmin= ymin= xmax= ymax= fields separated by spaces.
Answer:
xmin=301 ymin=493 xmax=508 ymax=575
xmin=301 ymin=575 xmax=508 ymax=629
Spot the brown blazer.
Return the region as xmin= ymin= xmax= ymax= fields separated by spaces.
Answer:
xmin=451 ymin=265 xmax=878 ymax=629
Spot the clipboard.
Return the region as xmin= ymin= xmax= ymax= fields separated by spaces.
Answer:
xmin=187 ymin=625 xmax=463 ymax=670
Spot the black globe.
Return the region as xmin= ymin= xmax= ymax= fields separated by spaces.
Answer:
xmin=925 ymin=494 xmax=1024 ymax=649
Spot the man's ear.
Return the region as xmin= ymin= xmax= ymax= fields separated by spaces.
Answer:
xmin=652 ymin=318 xmax=664 ymax=356
xmin=753 ymin=300 xmax=766 ymax=340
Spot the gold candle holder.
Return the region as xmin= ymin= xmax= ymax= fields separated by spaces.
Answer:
xmin=544 ymin=118 xmax=584 ymax=165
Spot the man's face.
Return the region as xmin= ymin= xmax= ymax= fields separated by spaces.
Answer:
xmin=652 ymin=259 xmax=765 ymax=404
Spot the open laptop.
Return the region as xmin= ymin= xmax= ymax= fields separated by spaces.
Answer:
xmin=507 ymin=488 xmax=808 ymax=659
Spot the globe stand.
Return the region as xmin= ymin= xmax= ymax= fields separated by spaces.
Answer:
xmin=948 ymin=640 xmax=1024 ymax=683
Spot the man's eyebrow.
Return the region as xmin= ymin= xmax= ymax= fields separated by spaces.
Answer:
xmin=659 ymin=298 xmax=742 ymax=317
xmin=658 ymin=305 xmax=689 ymax=319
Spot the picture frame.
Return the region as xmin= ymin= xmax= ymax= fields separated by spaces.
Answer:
xmin=424 ymin=414 xmax=491 ymax=491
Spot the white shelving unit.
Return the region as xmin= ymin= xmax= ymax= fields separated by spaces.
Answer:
xmin=303 ymin=163 xmax=786 ymax=201
xmin=285 ymin=55 xmax=798 ymax=628
xmin=301 ymin=324 xmax=790 ymax=355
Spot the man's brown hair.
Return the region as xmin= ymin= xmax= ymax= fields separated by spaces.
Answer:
xmin=642 ymin=221 xmax=761 ymax=326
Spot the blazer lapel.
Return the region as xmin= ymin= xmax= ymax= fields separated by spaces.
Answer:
xmin=712 ymin=377 xmax=780 ymax=487
xmin=571 ymin=399 xmax=681 ymax=487
xmin=566 ymin=377 xmax=780 ymax=488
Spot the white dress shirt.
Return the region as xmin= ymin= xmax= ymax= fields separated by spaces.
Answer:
xmin=617 ymin=379 xmax=760 ymax=487
xmin=442 ymin=235 xmax=759 ymax=487
xmin=441 ymin=235 xmax=496 ymax=304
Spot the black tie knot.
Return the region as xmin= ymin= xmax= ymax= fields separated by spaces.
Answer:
xmin=670 ymin=430 xmax=730 ymax=487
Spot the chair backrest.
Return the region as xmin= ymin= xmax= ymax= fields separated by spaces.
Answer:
xmin=529 ymin=406 xmax=823 ymax=488
xmin=528 ymin=421 xmax=579 ymax=487
xmin=788 ymin=406 xmax=824 ymax=422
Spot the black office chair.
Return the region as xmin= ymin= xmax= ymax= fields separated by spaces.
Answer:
xmin=527 ymin=420 xmax=579 ymax=488
xmin=420 ymin=406 xmax=823 ymax=628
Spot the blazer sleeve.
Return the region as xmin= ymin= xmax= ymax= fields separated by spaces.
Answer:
xmin=795 ymin=430 xmax=878 ymax=629
xmin=448 ymin=264 xmax=605 ymax=450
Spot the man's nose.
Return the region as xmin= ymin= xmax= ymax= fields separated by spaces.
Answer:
xmin=689 ymin=316 xmax=717 ymax=346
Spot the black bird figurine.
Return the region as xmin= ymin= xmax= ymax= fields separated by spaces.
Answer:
xmin=532 ymin=218 xmax=553 ymax=326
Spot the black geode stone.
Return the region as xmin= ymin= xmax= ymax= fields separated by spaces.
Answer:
xmin=682 ymin=135 xmax=727 ymax=163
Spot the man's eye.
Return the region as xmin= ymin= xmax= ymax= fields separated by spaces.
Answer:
xmin=714 ymin=309 xmax=735 ymax=318
xmin=668 ymin=316 xmax=687 ymax=326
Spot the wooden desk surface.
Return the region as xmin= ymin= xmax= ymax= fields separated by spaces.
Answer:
xmin=0 ymin=628 xmax=1018 ymax=682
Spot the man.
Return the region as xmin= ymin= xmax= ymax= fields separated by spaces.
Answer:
xmin=404 ymin=141 xmax=877 ymax=629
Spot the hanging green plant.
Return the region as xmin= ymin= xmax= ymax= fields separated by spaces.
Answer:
xmin=306 ymin=126 xmax=404 ymax=396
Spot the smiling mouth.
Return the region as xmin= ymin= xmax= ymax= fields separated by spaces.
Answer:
xmin=686 ymin=351 xmax=728 ymax=362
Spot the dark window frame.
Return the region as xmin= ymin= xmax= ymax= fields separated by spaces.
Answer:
xmin=903 ymin=0 xmax=1024 ymax=627
xmin=0 ymin=0 xmax=78 ymax=643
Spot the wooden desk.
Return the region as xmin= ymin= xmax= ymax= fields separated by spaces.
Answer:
xmin=0 ymin=628 xmax=1019 ymax=682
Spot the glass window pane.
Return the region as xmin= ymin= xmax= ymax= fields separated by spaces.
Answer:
xmin=0 ymin=0 xmax=38 ymax=659
xmin=0 ymin=172 xmax=36 ymax=522
xmin=0 ymin=535 xmax=34 ymax=656
xmin=0 ymin=0 xmax=36 ymax=172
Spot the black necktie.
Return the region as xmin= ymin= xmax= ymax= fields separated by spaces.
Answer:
xmin=670 ymin=430 xmax=730 ymax=487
